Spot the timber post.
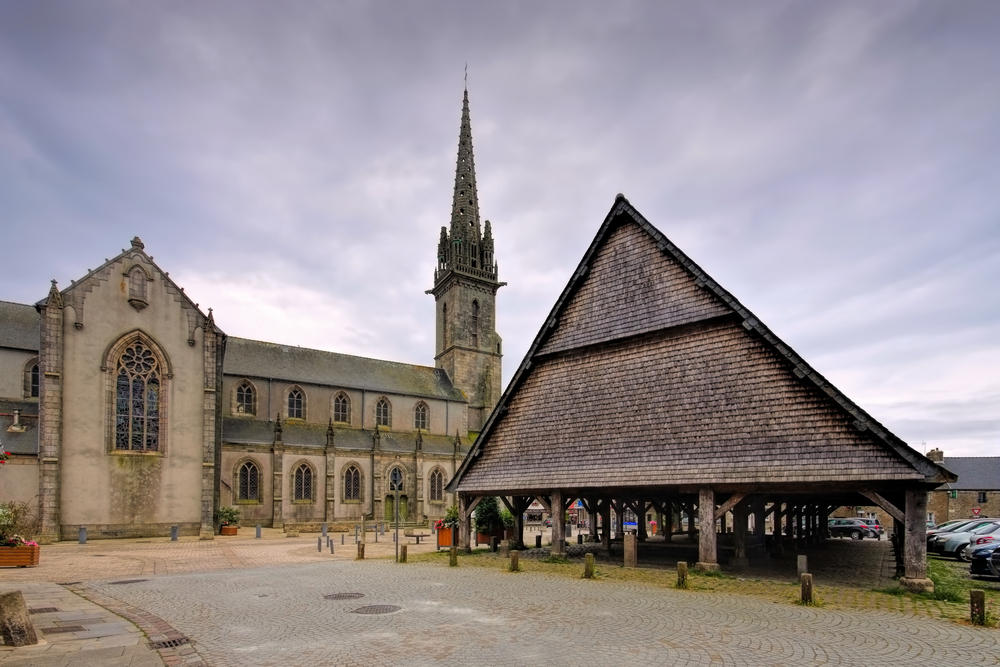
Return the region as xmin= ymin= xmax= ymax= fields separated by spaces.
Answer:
xmin=551 ymin=489 xmax=565 ymax=556
xmin=733 ymin=500 xmax=748 ymax=568
xmin=695 ymin=487 xmax=719 ymax=571
xmin=899 ymin=488 xmax=934 ymax=593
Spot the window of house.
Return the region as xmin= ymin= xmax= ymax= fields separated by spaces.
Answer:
xmin=344 ymin=465 xmax=361 ymax=501
xmin=471 ymin=300 xmax=479 ymax=347
xmin=978 ymin=491 xmax=988 ymax=503
xmin=114 ymin=340 xmax=161 ymax=451
xmin=237 ymin=461 xmax=260 ymax=502
xmin=293 ymin=463 xmax=313 ymax=502
xmin=414 ymin=402 xmax=428 ymax=430
xmin=949 ymin=490 xmax=958 ymax=499
xmin=333 ymin=392 xmax=350 ymax=423
xmin=236 ymin=381 xmax=255 ymax=415
xmin=429 ymin=469 xmax=444 ymax=501
xmin=376 ymin=397 xmax=391 ymax=427
xmin=287 ymin=387 xmax=304 ymax=419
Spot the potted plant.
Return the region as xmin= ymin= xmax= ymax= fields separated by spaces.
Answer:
xmin=474 ymin=497 xmax=505 ymax=545
xmin=217 ymin=506 xmax=241 ymax=535
xmin=435 ymin=505 xmax=459 ymax=549
xmin=0 ymin=502 xmax=40 ymax=568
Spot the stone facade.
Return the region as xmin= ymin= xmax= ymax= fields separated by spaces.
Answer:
xmin=0 ymin=89 xmax=501 ymax=539
xmin=925 ymin=448 xmax=1000 ymax=523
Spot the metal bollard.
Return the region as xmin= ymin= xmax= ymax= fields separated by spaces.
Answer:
xmin=535 ymin=534 xmax=542 ymax=548
xmin=317 ymin=537 xmax=322 ymax=552
xmin=330 ymin=541 xmax=335 ymax=554
xmin=171 ymin=525 xmax=178 ymax=541
xmin=342 ymin=534 xmax=345 ymax=545
xmin=322 ymin=522 xmax=328 ymax=537
xmin=256 ymin=524 xmax=262 ymax=539
xmin=79 ymin=526 xmax=87 ymax=544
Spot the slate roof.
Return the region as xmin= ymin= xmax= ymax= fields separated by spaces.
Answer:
xmin=223 ymin=417 xmax=469 ymax=455
xmin=0 ymin=399 xmax=38 ymax=455
xmin=224 ymin=337 xmax=466 ymax=402
xmin=0 ymin=301 xmax=40 ymax=352
xmin=939 ymin=457 xmax=1000 ymax=491
xmin=451 ymin=196 xmax=953 ymax=494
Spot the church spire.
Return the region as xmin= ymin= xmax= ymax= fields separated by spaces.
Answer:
xmin=435 ymin=87 xmax=497 ymax=283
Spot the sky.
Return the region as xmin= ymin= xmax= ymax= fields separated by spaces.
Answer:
xmin=1 ymin=1 xmax=998 ymax=457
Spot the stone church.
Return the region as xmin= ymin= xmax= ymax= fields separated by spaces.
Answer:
xmin=0 ymin=89 xmax=503 ymax=541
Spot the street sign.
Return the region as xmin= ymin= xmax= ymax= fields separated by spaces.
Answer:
xmin=973 ymin=507 xmax=981 ymax=516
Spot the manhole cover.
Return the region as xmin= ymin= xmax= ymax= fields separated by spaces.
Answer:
xmin=324 ymin=593 xmax=364 ymax=600
xmin=150 ymin=637 xmax=190 ymax=650
xmin=41 ymin=625 xmax=85 ymax=634
xmin=351 ymin=605 xmax=401 ymax=615
xmin=109 ymin=579 xmax=149 ymax=585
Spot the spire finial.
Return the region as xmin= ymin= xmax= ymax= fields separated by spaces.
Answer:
xmin=464 ymin=62 xmax=468 ymax=91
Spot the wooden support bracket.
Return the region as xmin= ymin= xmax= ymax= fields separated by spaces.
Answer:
xmin=534 ymin=496 xmax=552 ymax=514
xmin=713 ymin=493 xmax=747 ymax=521
xmin=860 ymin=490 xmax=904 ymax=523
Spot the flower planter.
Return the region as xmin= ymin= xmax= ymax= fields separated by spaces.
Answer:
xmin=436 ymin=526 xmax=454 ymax=549
xmin=0 ymin=544 xmax=40 ymax=568
xmin=220 ymin=525 xmax=238 ymax=536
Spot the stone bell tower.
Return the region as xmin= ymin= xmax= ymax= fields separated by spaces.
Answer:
xmin=428 ymin=88 xmax=504 ymax=431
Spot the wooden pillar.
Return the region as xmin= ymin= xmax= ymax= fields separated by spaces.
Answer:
xmin=820 ymin=506 xmax=831 ymax=540
xmin=551 ymin=489 xmax=565 ymax=556
xmin=900 ymin=489 xmax=933 ymax=592
xmin=696 ymin=487 xmax=718 ymax=570
xmin=784 ymin=502 xmax=794 ymax=540
xmin=588 ymin=503 xmax=598 ymax=543
xmin=614 ymin=499 xmax=624 ymax=538
xmin=753 ymin=497 xmax=765 ymax=539
xmin=733 ymin=500 xmax=748 ymax=567
xmin=458 ymin=495 xmax=472 ymax=553
xmin=686 ymin=503 xmax=697 ymax=539
xmin=637 ymin=501 xmax=648 ymax=541
xmin=720 ymin=512 xmax=727 ymax=534
xmin=771 ymin=502 xmax=784 ymax=555
xmin=514 ymin=501 xmax=525 ymax=550
xmin=600 ymin=500 xmax=611 ymax=551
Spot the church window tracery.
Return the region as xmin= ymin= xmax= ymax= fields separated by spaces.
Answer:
xmin=287 ymin=386 xmax=305 ymax=419
xmin=237 ymin=460 xmax=260 ymax=502
xmin=471 ymin=300 xmax=480 ymax=347
xmin=376 ymin=397 xmax=391 ymax=427
xmin=344 ymin=465 xmax=361 ymax=501
xmin=293 ymin=463 xmax=314 ymax=502
xmin=429 ymin=468 xmax=444 ymax=501
xmin=114 ymin=340 xmax=161 ymax=451
xmin=414 ymin=401 xmax=428 ymax=430
xmin=333 ymin=392 xmax=351 ymax=423
xmin=236 ymin=381 xmax=256 ymax=415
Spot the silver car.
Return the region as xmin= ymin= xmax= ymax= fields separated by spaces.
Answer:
xmin=931 ymin=519 xmax=999 ymax=557
xmin=957 ymin=522 xmax=1000 ymax=561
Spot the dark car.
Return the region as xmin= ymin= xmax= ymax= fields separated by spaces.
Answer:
xmin=969 ymin=542 xmax=1000 ymax=577
xmin=828 ymin=518 xmax=876 ymax=540
xmin=856 ymin=518 xmax=883 ymax=540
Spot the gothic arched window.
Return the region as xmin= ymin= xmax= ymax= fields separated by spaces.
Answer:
xmin=414 ymin=401 xmax=428 ymax=430
xmin=237 ymin=460 xmax=260 ymax=502
xmin=114 ymin=340 xmax=161 ymax=451
xmin=429 ymin=469 xmax=444 ymax=501
xmin=126 ymin=265 xmax=149 ymax=310
xmin=287 ymin=386 xmax=305 ymax=419
xmin=236 ymin=381 xmax=256 ymax=415
xmin=376 ymin=397 xmax=391 ymax=427
xmin=24 ymin=358 xmax=39 ymax=399
xmin=293 ymin=463 xmax=313 ymax=501
xmin=333 ymin=392 xmax=350 ymax=424
xmin=442 ymin=303 xmax=448 ymax=348
xmin=344 ymin=465 xmax=361 ymax=501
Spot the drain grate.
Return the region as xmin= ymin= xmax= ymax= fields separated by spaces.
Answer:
xmin=29 ymin=607 xmax=59 ymax=614
xmin=351 ymin=605 xmax=401 ymax=615
xmin=109 ymin=579 xmax=149 ymax=585
xmin=41 ymin=625 xmax=85 ymax=634
xmin=150 ymin=637 xmax=190 ymax=650
xmin=324 ymin=592 xmax=364 ymax=600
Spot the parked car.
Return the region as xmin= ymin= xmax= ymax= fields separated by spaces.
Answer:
xmin=856 ymin=518 xmax=883 ymax=540
xmin=927 ymin=519 xmax=987 ymax=546
xmin=957 ymin=523 xmax=1000 ymax=561
xmin=929 ymin=519 xmax=999 ymax=555
xmin=828 ymin=518 xmax=877 ymax=540
xmin=969 ymin=542 xmax=1000 ymax=578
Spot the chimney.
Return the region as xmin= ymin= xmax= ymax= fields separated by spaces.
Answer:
xmin=926 ymin=447 xmax=944 ymax=462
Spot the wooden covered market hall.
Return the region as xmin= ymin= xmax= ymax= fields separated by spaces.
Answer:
xmin=446 ymin=195 xmax=954 ymax=592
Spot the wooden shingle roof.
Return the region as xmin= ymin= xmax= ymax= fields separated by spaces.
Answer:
xmin=450 ymin=196 xmax=953 ymax=494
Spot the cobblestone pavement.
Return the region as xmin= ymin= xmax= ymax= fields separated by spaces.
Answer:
xmin=82 ymin=559 xmax=999 ymax=667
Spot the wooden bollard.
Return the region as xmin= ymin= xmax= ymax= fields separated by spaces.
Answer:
xmin=970 ymin=589 xmax=986 ymax=625
xmin=0 ymin=591 xmax=38 ymax=647
xmin=509 ymin=550 xmax=520 ymax=572
xmin=797 ymin=554 xmax=808 ymax=576
xmin=449 ymin=545 xmax=458 ymax=567
xmin=624 ymin=533 xmax=637 ymax=568
xmin=583 ymin=552 xmax=595 ymax=579
xmin=399 ymin=545 xmax=407 ymax=563
xmin=356 ymin=542 xmax=365 ymax=560
xmin=800 ymin=572 xmax=813 ymax=604
xmin=499 ymin=539 xmax=510 ymax=557
xmin=677 ymin=561 xmax=688 ymax=589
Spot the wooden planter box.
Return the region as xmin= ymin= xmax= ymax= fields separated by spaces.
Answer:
xmin=436 ymin=526 xmax=454 ymax=549
xmin=220 ymin=525 xmax=238 ymax=536
xmin=0 ymin=544 xmax=40 ymax=568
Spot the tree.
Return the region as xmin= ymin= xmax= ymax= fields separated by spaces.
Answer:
xmin=474 ymin=496 xmax=503 ymax=535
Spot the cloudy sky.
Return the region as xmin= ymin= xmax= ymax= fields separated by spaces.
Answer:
xmin=1 ymin=2 xmax=997 ymax=456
